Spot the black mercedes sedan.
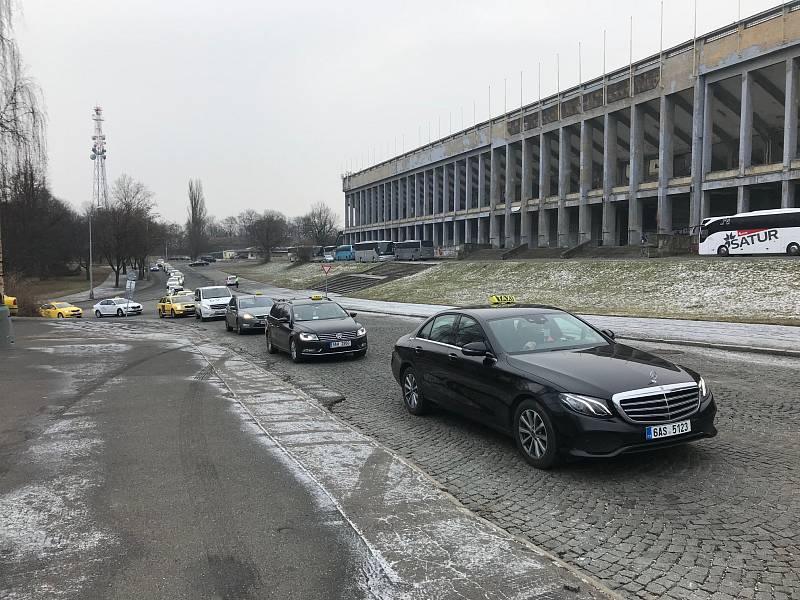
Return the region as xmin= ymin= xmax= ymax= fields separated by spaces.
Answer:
xmin=225 ymin=294 xmax=274 ymax=334
xmin=266 ymin=296 xmax=367 ymax=362
xmin=391 ymin=305 xmax=717 ymax=469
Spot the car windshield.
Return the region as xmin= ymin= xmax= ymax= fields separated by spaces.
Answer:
xmin=486 ymin=312 xmax=608 ymax=353
xmin=293 ymin=302 xmax=348 ymax=321
xmin=53 ymin=302 xmax=70 ymax=308
xmin=239 ymin=297 xmax=273 ymax=309
xmin=203 ymin=287 xmax=232 ymax=299
xmin=113 ymin=298 xmax=132 ymax=305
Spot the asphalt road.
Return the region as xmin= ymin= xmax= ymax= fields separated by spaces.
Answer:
xmin=139 ymin=263 xmax=800 ymax=600
xmin=0 ymin=320 xmax=370 ymax=600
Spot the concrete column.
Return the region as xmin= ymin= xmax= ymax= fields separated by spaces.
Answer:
xmin=628 ymin=103 xmax=644 ymax=245
xmin=690 ymin=76 xmax=707 ymax=229
xmin=603 ymin=113 xmax=618 ymax=245
xmin=489 ymin=148 xmax=501 ymax=247
xmin=578 ymin=120 xmax=592 ymax=243
xmin=433 ymin=221 xmax=442 ymax=246
xmin=739 ymin=71 xmax=753 ymax=175
xmin=454 ymin=220 xmax=463 ymax=245
xmin=344 ymin=196 xmax=350 ymax=229
xmin=407 ymin=176 xmax=413 ymax=218
xmin=557 ymin=127 xmax=570 ymax=247
xmin=521 ymin=137 xmax=532 ymax=201
xmin=477 ymin=217 xmax=487 ymax=245
xmin=464 ymin=218 xmax=475 ymax=244
xmin=538 ymin=207 xmax=551 ymax=247
xmin=701 ymin=190 xmax=711 ymax=221
xmin=504 ymin=144 xmax=515 ymax=248
xmin=453 ymin=161 xmax=462 ymax=212
xmin=478 ymin=153 xmax=486 ymax=209
xmin=737 ymin=186 xmax=750 ymax=213
xmin=539 ymin=133 xmax=551 ymax=199
xmin=432 ymin=168 xmax=440 ymax=216
xmin=443 ymin=165 xmax=451 ymax=214
xmin=521 ymin=210 xmax=533 ymax=248
xmin=416 ymin=173 xmax=423 ymax=217
xmin=782 ymin=181 xmax=796 ymax=208
xmin=464 ymin=158 xmax=473 ymax=210
xmin=390 ymin=182 xmax=396 ymax=222
xmin=784 ymin=58 xmax=799 ymax=169
xmin=658 ymin=94 xmax=675 ymax=235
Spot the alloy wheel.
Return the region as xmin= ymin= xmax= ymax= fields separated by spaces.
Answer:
xmin=403 ymin=372 xmax=418 ymax=409
xmin=518 ymin=409 xmax=548 ymax=459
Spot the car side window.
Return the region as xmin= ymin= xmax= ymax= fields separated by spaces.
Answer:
xmin=416 ymin=318 xmax=434 ymax=339
xmin=269 ymin=304 xmax=283 ymax=319
xmin=455 ymin=316 xmax=486 ymax=347
xmin=429 ymin=314 xmax=458 ymax=345
xmin=229 ymin=298 xmax=236 ymax=308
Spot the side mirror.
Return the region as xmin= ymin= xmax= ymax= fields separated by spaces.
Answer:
xmin=277 ymin=316 xmax=290 ymax=324
xmin=349 ymin=312 xmax=358 ymax=318
xmin=601 ymin=329 xmax=615 ymax=340
xmin=461 ymin=341 xmax=488 ymax=357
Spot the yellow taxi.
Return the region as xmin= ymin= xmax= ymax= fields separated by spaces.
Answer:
xmin=39 ymin=301 xmax=83 ymax=318
xmin=157 ymin=291 xmax=196 ymax=318
xmin=3 ymin=294 xmax=18 ymax=316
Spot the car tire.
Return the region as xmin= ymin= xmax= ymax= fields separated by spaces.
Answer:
xmin=236 ymin=320 xmax=243 ymax=335
xmin=266 ymin=330 xmax=278 ymax=354
xmin=401 ymin=367 xmax=428 ymax=415
xmin=787 ymin=242 xmax=800 ymax=256
xmin=717 ymin=245 xmax=729 ymax=257
xmin=290 ymin=338 xmax=303 ymax=363
xmin=170 ymin=309 xmax=176 ymax=318
xmin=158 ymin=309 xmax=164 ymax=319
xmin=95 ymin=310 xmax=102 ymax=318
xmin=513 ymin=399 xmax=560 ymax=470
xmin=116 ymin=308 xmax=124 ymax=317
xmin=57 ymin=313 xmax=64 ymax=318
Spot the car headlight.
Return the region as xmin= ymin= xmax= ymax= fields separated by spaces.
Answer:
xmin=298 ymin=332 xmax=318 ymax=341
xmin=698 ymin=377 xmax=711 ymax=400
xmin=356 ymin=326 xmax=366 ymax=337
xmin=559 ymin=393 xmax=613 ymax=417
xmin=242 ymin=312 xmax=255 ymax=320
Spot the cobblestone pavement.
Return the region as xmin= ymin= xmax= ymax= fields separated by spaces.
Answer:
xmin=178 ymin=309 xmax=800 ymax=600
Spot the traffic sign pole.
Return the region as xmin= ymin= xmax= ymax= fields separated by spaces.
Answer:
xmin=322 ymin=263 xmax=333 ymax=298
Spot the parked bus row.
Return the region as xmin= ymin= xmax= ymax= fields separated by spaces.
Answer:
xmin=698 ymin=208 xmax=800 ymax=256
xmin=332 ymin=240 xmax=435 ymax=262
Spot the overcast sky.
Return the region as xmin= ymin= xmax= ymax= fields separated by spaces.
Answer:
xmin=17 ymin=0 xmax=780 ymax=224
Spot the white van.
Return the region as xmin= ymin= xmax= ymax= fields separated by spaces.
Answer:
xmin=194 ymin=286 xmax=234 ymax=321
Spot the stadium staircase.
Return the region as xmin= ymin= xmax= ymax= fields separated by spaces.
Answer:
xmin=313 ymin=262 xmax=432 ymax=295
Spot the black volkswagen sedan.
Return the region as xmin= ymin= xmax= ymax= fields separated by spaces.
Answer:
xmin=266 ymin=296 xmax=367 ymax=362
xmin=225 ymin=294 xmax=274 ymax=334
xmin=391 ymin=305 xmax=717 ymax=469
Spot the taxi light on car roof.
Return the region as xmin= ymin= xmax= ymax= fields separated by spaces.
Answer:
xmin=489 ymin=294 xmax=517 ymax=306
xmin=309 ymin=294 xmax=324 ymax=301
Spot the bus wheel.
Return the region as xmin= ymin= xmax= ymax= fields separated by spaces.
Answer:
xmin=717 ymin=245 xmax=729 ymax=257
xmin=787 ymin=242 xmax=800 ymax=256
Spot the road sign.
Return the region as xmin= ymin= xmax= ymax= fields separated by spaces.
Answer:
xmin=322 ymin=264 xmax=333 ymax=275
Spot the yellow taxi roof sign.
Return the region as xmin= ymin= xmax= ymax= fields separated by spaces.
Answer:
xmin=310 ymin=294 xmax=324 ymax=301
xmin=254 ymin=291 xmax=263 ymax=295
xmin=489 ymin=294 xmax=517 ymax=306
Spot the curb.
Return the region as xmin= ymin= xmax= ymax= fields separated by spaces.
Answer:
xmin=617 ymin=335 xmax=800 ymax=359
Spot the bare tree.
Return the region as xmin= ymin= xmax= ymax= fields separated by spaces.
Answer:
xmin=221 ymin=215 xmax=239 ymax=237
xmin=185 ymin=178 xmax=207 ymax=259
xmin=297 ymin=202 xmax=339 ymax=245
xmin=0 ymin=0 xmax=46 ymax=299
xmin=246 ymin=210 xmax=288 ymax=262
xmin=95 ymin=174 xmax=154 ymax=287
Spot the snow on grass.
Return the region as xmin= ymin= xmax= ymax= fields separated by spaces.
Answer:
xmin=229 ymin=261 xmax=373 ymax=290
xmin=354 ymin=258 xmax=800 ymax=324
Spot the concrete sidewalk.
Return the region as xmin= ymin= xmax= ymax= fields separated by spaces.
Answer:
xmin=54 ymin=270 xmax=156 ymax=305
xmin=197 ymin=264 xmax=800 ymax=356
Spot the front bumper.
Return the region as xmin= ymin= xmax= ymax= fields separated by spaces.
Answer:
xmin=557 ymin=397 xmax=717 ymax=458
xmin=240 ymin=318 xmax=266 ymax=330
xmin=172 ymin=307 xmax=196 ymax=316
xmin=297 ymin=336 xmax=367 ymax=356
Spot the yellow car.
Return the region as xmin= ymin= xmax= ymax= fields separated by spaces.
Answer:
xmin=3 ymin=294 xmax=18 ymax=316
xmin=157 ymin=291 xmax=196 ymax=318
xmin=39 ymin=301 xmax=83 ymax=319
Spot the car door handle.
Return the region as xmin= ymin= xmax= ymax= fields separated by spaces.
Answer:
xmin=448 ymin=353 xmax=458 ymax=361
xmin=414 ymin=346 xmax=423 ymax=355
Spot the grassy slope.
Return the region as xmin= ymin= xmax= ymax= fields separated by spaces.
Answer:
xmin=353 ymin=258 xmax=800 ymax=325
xmin=11 ymin=267 xmax=112 ymax=300
xmin=227 ymin=260 xmax=374 ymax=289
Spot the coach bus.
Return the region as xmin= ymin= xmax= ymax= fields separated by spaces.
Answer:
xmin=334 ymin=244 xmax=355 ymax=261
xmin=698 ymin=208 xmax=800 ymax=256
xmin=394 ymin=239 xmax=435 ymax=261
xmin=353 ymin=240 xmax=395 ymax=262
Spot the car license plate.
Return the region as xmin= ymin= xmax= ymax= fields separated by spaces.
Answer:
xmin=330 ymin=340 xmax=351 ymax=348
xmin=646 ymin=420 xmax=691 ymax=440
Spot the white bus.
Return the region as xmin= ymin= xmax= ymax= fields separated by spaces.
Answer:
xmin=394 ymin=239 xmax=435 ymax=261
xmin=353 ymin=240 xmax=395 ymax=262
xmin=698 ymin=208 xmax=800 ymax=256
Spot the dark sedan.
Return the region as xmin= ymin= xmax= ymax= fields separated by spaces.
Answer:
xmin=391 ymin=306 xmax=717 ymax=469
xmin=225 ymin=294 xmax=274 ymax=334
xmin=266 ymin=297 xmax=367 ymax=362
xmin=189 ymin=260 xmax=209 ymax=267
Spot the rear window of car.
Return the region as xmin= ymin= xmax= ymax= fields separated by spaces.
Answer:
xmin=239 ymin=297 xmax=273 ymax=308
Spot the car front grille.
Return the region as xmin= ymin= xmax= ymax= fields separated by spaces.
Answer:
xmin=317 ymin=331 xmax=359 ymax=342
xmin=613 ymin=384 xmax=700 ymax=424
xmin=210 ymin=303 xmax=228 ymax=309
